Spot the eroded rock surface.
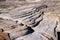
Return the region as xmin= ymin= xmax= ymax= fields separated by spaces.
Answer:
xmin=0 ymin=0 xmax=60 ymax=40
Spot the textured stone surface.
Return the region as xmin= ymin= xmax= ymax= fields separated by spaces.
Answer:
xmin=0 ymin=0 xmax=60 ymax=40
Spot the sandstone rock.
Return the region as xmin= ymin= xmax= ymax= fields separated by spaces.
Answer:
xmin=15 ymin=32 xmax=48 ymax=40
xmin=0 ymin=0 xmax=60 ymax=40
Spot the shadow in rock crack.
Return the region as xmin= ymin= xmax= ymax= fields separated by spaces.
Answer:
xmin=57 ymin=32 xmax=60 ymax=40
xmin=54 ymin=21 xmax=58 ymax=37
xmin=24 ymin=27 xmax=34 ymax=35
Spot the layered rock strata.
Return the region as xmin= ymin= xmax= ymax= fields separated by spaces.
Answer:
xmin=0 ymin=0 xmax=60 ymax=40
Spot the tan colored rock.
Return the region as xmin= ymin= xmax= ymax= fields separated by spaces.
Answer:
xmin=44 ymin=12 xmax=60 ymax=22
